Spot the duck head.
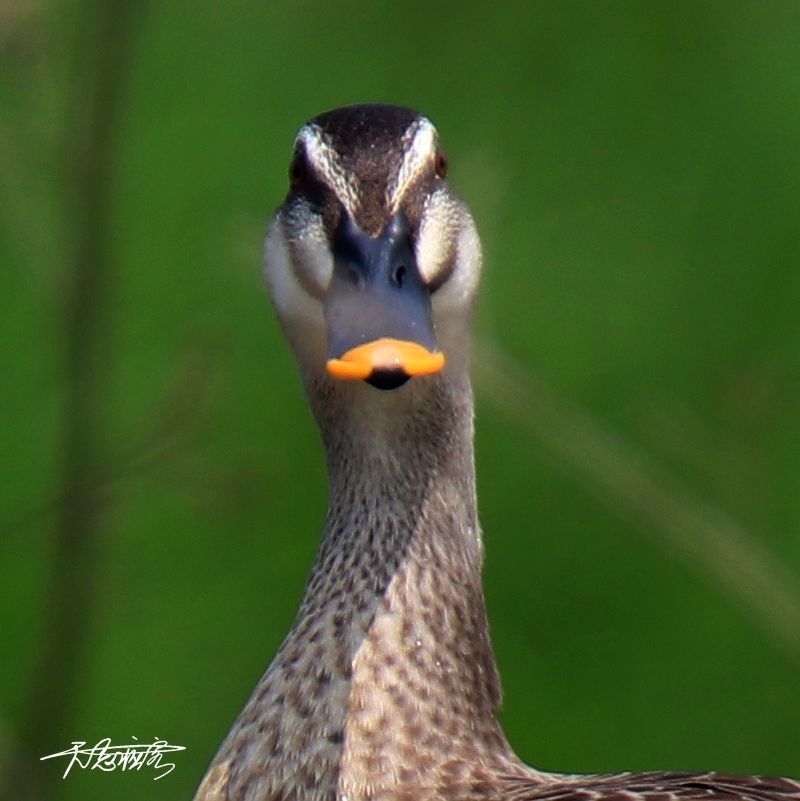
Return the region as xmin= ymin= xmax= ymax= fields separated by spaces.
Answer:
xmin=264 ymin=104 xmax=482 ymax=395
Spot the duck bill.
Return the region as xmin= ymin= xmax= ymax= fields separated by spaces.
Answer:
xmin=323 ymin=211 xmax=445 ymax=390
xmin=327 ymin=338 xmax=445 ymax=389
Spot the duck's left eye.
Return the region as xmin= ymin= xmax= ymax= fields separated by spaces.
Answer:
xmin=289 ymin=154 xmax=307 ymax=188
xmin=434 ymin=149 xmax=448 ymax=179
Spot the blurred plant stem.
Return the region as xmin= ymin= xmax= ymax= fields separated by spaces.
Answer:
xmin=474 ymin=339 xmax=800 ymax=667
xmin=2 ymin=2 xmax=144 ymax=800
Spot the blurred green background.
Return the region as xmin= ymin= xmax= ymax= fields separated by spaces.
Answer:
xmin=1 ymin=1 xmax=799 ymax=799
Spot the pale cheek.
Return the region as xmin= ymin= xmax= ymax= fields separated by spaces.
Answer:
xmin=416 ymin=216 xmax=454 ymax=286
xmin=420 ymin=208 xmax=482 ymax=313
xmin=294 ymin=241 xmax=334 ymax=299
xmin=417 ymin=234 xmax=451 ymax=284
xmin=452 ymin=220 xmax=482 ymax=303
xmin=294 ymin=220 xmax=334 ymax=298
xmin=264 ymin=221 xmax=326 ymax=329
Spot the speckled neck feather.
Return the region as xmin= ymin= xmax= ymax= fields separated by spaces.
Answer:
xmin=194 ymin=368 xmax=800 ymax=801
xmin=201 ymin=370 xmax=535 ymax=801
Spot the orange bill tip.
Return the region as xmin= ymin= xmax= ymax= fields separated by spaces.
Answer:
xmin=326 ymin=338 xmax=445 ymax=381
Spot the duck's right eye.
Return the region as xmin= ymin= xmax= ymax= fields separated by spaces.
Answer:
xmin=434 ymin=149 xmax=448 ymax=179
xmin=289 ymin=155 xmax=307 ymax=188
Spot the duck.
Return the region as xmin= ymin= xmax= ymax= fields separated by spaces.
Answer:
xmin=193 ymin=104 xmax=800 ymax=801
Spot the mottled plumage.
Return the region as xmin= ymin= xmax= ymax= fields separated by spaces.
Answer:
xmin=193 ymin=104 xmax=799 ymax=801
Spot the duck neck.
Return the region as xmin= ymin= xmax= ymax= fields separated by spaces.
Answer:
xmin=216 ymin=372 xmax=527 ymax=801
xmin=310 ymin=372 xmax=520 ymax=797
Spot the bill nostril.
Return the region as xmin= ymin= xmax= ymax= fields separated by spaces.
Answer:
xmin=392 ymin=264 xmax=406 ymax=288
